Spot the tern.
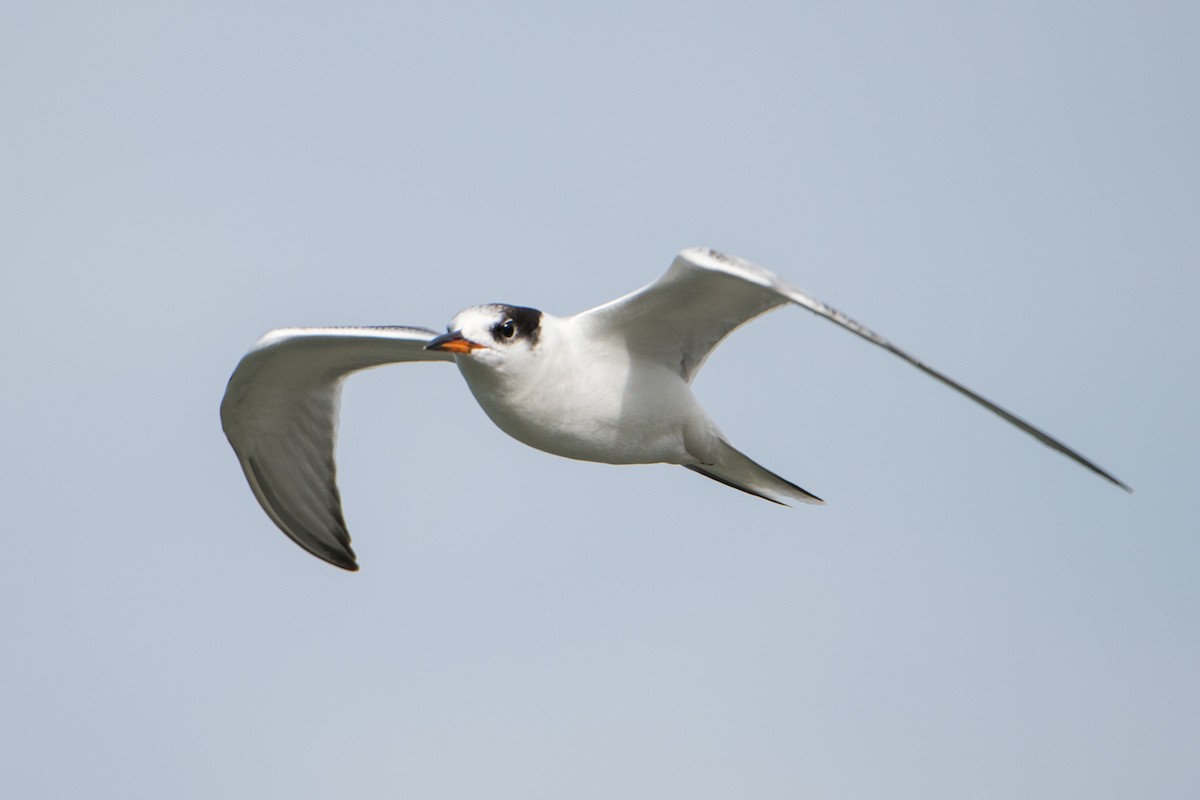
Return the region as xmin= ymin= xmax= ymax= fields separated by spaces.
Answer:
xmin=221 ymin=248 xmax=1128 ymax=570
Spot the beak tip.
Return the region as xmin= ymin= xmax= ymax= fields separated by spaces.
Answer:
xmin=426 ymin=331 xmax=483 ymax=354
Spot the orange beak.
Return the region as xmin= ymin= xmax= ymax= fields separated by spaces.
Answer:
xmin=425 ymin=331 xmax=487 ymax=354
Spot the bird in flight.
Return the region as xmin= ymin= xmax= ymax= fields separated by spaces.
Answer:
xmin=221 ymin=248 xmax=1129 ymax=570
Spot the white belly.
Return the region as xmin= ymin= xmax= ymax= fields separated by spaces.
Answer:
xmin=457 ymin=348 xmax=709 ymax=465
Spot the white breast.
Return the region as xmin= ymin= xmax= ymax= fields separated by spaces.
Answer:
xmin=456 ymin=317 xmax=711 ymax=465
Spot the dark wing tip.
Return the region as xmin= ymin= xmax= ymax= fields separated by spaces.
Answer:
xmin=1106 ymin=474 xmax=1134 ymax=494
xmin=246 ymin=456 xmax=361 ymax=571
xmin=322 ymin=550 xmax=360 ymax=572
xmin=285 ymin=526 xmax=358 ymax=570
xmin=289 ymin=524 xmax=360 ymax=572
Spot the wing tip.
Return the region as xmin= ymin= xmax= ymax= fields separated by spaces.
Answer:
xmin=294 ymin=531 xmax=360 ymax=572
xmin=243 ymin=456 xmax=362 ymax=571
xmin=1105 ymin=473 xmax=1134 ymax=494
xmin=293 ymin=535 xmax=359 ymax=571
xmin=323 ymin=551 xmax=360 ymax=572
xmin=278 ymin=528 xmax=360 ymax=572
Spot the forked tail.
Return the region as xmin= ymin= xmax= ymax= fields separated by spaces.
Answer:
xmin=685 ymin=438 xmax=823 ymax=506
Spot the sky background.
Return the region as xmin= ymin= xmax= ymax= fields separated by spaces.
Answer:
xmin=2 ymin=2 xmax=1197 ymax=798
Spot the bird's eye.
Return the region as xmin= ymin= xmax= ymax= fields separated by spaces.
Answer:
xmin=498 ymin=319 xmax=516 ymax=340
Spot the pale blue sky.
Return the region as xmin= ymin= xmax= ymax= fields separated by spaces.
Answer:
xmin=2 ymin=2 xmax=1197 ymax=798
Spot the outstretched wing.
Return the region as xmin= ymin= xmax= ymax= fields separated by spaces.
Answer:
xmin=220 ymin=326 xmax=454 ymax=570
xmin=576 ymin=247 xmax=1130 ymax=492
xmin=576 ymin=249 xmax=788 ymax=382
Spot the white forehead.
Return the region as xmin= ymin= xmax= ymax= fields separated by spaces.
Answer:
xmin=448 ymin=305 xmax=504 ymax=334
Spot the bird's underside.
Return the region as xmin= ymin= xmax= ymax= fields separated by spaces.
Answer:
xmin=221 ymin=247 xmax=1129 ymax=570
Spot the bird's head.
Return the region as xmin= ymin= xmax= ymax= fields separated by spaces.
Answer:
xmin=426 ymin=304 xmax=543 ymax=371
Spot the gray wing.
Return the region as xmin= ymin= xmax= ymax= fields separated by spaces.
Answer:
xmin=576 ymin=248 xmax=1130 ymax=492
xmin=220 ymin=326 xmax=454 ymax=570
